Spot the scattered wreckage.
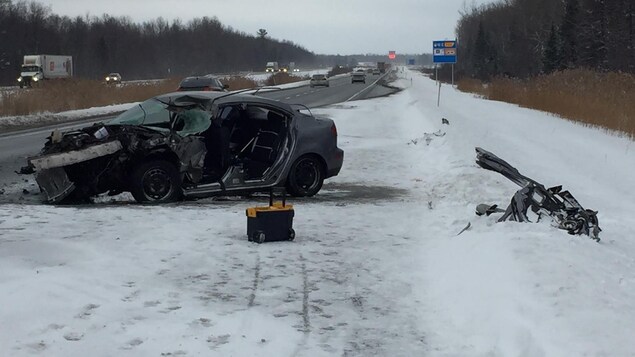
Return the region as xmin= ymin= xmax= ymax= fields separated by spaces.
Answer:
xmin=475 ymin=147 xmax=601 ymax=241
xmin=20 ymin=91 xmax=344 ymax=203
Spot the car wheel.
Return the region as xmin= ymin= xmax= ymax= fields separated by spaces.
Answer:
xmin=286 ymin=155 xmax=324 ymax=197
xmin=288 ymin=228 xmax=296 ymax=241
xmin=130 ymin=160 xmax=182 ymax=203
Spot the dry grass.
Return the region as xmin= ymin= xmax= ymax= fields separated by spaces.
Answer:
xmin=265 ymin=72 xmax=306 ymax=86
xmin=457 ymin=69 xmax=635 ymax=138
xmin=456 ymin=77 xmax=487 ymax=95
xmin=223 ymin=76 xmax=259 ymax=91
xmin=0 ymin=75 xmax=267 ymax=118
xmin=0 ymin=78 xmax=181 ymax=117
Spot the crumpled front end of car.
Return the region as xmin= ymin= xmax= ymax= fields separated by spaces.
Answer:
xmin=29 ymin=139 xmax=124 ymax=202
xmin=23 ymin=124 xmax=171 ymax=203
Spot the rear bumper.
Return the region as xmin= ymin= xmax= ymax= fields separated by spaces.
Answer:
xmin=326 ymin=148 xmax=344 ymax=178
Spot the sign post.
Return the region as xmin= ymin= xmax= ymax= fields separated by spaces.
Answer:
xmin=432 ymin=40 xmax=458 ymax=106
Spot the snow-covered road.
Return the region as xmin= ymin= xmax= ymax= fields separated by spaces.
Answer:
xmin=1 ymin=69 xmax=634 ymax=356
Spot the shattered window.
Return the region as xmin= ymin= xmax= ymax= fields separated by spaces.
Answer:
xmin=109 ymin=99 xmax=170 ymax=128
xmin=175 ymin=109 xmax=211 ymax=136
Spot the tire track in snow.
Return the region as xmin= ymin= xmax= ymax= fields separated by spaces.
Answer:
xmin=248 ymin=254 xmax=261 ymax=307
xmin=292 ymin=253 xmax=312 ymax=357
xmin=300 ymin=254 xmax=311 ymax=333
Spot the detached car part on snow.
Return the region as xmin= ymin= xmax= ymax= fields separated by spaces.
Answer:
xmin=21 ymin=91 xmax=344 ymax=203
xmin=475 ymin=147 xmax=601 ymax=241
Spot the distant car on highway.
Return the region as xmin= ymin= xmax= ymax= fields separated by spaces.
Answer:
xmin=22 ymin=91 xmax=344 ymax=204
xmin=351 ymin=72 xmax=366 ymax=84
xmin=105 ymin=73 xmax=121 ymax=84
xmin=178 ymin=75 xmax=229 ymax=91
xmin=309 ymin=74 xmax=329 ymax=88
xmin=372 ymin=68 xmax=381 ymax=75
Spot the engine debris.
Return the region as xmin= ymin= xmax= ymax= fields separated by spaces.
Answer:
xmin=475 ymin=147 xmax=601 ymax=241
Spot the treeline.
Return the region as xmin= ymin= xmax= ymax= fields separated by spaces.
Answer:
xmin=0 ymin=0 xmax=316 ymax=85
xmin=456 ymin=0 xmax=635 ymax=80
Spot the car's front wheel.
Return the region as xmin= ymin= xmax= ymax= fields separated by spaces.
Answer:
xmin=130 ymin=160 xmax=182 ymax=203
xmin=286 ymin=155 xmax=324 ymax=197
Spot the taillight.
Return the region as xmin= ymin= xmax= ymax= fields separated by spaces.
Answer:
xmin=204 ymin=87 xmax=212 ymax=91
xmin=331 ymin=123 xmax=337 ymax=137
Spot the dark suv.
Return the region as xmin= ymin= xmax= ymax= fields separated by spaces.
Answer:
xmin=178 ymin=75 xmax=229 ymax=91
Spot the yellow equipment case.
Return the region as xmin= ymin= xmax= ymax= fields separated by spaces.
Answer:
xmin=246 ymin=189 xmax=295 ymax=243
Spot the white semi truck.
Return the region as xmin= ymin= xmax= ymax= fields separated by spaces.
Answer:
xmin=17 ymin=55 xmax=73 ymax=88
xmin=265 ymin=61 xmax=279 ymax=73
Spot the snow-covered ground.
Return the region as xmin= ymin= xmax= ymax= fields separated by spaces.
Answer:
xmin=1 ymin=68 xmax=634 ymax=356
xmin=0 ymin=103 xmax=139 ymax=131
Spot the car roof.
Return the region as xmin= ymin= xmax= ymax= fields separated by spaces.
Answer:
xmin=154 ymin=91 xmax=295 ymax=113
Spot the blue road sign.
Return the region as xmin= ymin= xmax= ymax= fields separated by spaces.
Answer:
xmin=408 ymin=59 xmax=415 ymax=65
xmin=433 ymin=40 xmax=457 ymax=64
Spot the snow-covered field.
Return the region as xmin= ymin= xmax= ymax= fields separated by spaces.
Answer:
xmin=1 ymin=69 xmax=634 ymax=356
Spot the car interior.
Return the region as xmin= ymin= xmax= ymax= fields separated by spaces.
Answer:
xmin=200 ymin=104 xmax=289 ymax=183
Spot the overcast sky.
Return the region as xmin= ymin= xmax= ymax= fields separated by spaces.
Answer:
xmin=39 ymin=0 xmax=496 ymax=55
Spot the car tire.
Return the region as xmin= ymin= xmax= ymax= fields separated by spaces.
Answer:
xmin=286 ymin=155 xmax=324 ymax=197
xmin=130 ymin=160 xmax=182 ymax=203
xmin=288 ymin=228 xmax=296 ymax=241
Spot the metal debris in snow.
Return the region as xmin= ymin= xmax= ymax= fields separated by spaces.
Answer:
xmin=409 ymin=130 xmax=446 ymax=146
xmin=475 ymin=147 xmax=601 ymax=241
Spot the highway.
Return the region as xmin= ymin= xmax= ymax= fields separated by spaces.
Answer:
xmin=0 ymin=72 xmax=397 ymax=202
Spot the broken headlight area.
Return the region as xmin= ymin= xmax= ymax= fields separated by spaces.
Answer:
xmin=475 ymin=147 xmax=601 ymax=241
xmin=23 ymin=124 xmax=178 ymax=204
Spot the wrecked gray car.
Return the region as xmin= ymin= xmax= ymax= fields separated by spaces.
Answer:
xmin=475 ymin=147 xmax=601 ymax=241
xmin=22 ymin=91 xmax=344 ymax=203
